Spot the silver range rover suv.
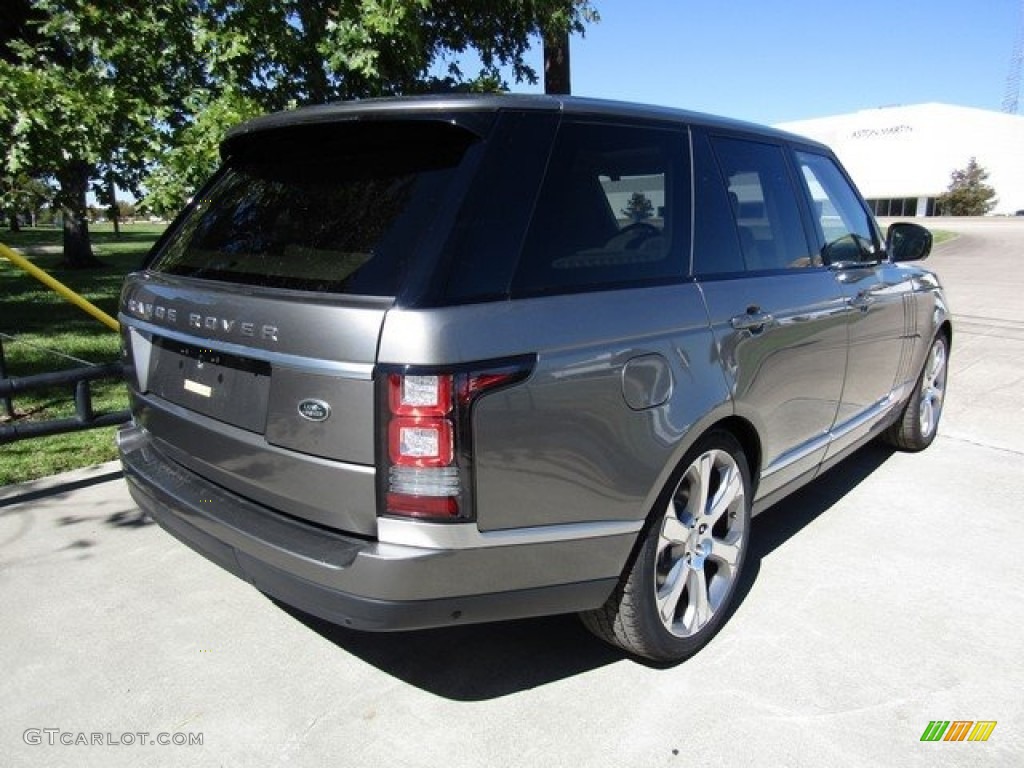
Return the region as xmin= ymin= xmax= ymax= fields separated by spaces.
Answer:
xmin=118 ymin=94 xmax=950 ymax=663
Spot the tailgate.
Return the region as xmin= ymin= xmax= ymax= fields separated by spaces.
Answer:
xmin=120 ymin=274 xmax=388 ymax=536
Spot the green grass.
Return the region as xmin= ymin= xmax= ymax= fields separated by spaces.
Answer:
xmin=1 ymin=222 xmax=164 ymax=485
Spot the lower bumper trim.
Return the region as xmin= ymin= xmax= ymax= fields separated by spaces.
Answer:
xmin=120 ymin=425 xmax=623 ymax=631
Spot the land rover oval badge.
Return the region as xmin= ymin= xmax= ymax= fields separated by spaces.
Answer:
xmin=297 ymin=399 xmax=331 ymax=422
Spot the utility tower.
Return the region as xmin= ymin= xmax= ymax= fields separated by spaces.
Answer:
xmin=1004 ymin=0 xmax=1024 ymax=113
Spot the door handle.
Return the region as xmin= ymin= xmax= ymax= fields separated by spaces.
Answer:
xmin=848 ymin=293 xmax=875 ymax=311
xmin=730 ymin=308 xmax=774 ymax=332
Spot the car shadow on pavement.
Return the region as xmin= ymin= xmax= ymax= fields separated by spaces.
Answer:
xmin=727 ymin=441 xmax=896 ymax=631
xmin=277 ymin=604 xmax=624 ymax=701
xmin=279 ymin=442 xmax=896 ymax=701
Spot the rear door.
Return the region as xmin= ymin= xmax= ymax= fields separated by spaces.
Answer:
xmin=693 ymin=131 xmax=848 ymax=503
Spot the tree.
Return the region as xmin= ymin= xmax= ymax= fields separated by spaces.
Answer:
xmin=142 ymin=88 xmax=264 ymax=217
xmin=196 ymin=1 xmax=597 ymax=108
xmin=622 ymin=192 xmax=655 ymax=222
xmin=937 ymin=157 xmax=997 ymax=216
xmin=140 ymin=1 xmax=597 ymax=211
xmin=2 ymin=174 xmax=54 ymax=229
xmin=2 ymin=1 xmax=599 ymax=255
xmin=0 ymin=0 xmax=203 ymax=266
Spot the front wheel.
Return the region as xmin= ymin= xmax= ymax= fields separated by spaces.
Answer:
xmin=883 ymin=333 xmax=949 ymax=452
xmin=581 ymin=430 xmax=752 ymax=663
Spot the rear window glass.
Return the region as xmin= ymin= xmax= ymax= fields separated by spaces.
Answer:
xmin=148 ymin=121 xmax=477 ymax=295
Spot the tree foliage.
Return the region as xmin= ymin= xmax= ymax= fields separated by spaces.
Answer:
xmin=622 ymin=192 xmax=654 ymax=222
xmin=937 ymin=157 xmax=997 ymax=216
xmin=1 ymin=173 xmax=54 ymax=229
xmin=1 ymin=1 xmax=598 ymax=238
xmin=140 ymin=1 xmax=597 ymax=213
xmin=0 ymin=0 xmax=201 ymax=264
xmin=198 ymin=0 xmax=596 ymax=107
xmin=142 ymin=89 xmax=264 ymax=217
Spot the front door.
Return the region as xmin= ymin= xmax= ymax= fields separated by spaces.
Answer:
xmin=792 ymin=150 xmax=914 ymax=458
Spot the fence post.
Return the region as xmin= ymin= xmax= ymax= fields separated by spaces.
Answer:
xmin=0 ymin=337 xmax=14 ymax=420
xmin=74 ymin=379 xmax=94 ymax=422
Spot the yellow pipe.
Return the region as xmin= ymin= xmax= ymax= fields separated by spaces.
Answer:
xmin=0 ymin=242 xmax=120 ymax=332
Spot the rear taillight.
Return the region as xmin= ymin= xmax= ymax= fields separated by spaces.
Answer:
xmin=377 ymin=359 xmax=533 ymax=522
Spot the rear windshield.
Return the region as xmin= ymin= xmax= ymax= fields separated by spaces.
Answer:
xmin=148 ymin=121 xmax=478 ymax=295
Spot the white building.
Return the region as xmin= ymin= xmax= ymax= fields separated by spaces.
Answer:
xmin=776 ymin=103 xmax=1024 ymax=217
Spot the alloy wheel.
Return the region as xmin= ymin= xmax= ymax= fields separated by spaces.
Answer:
xmin=654 ymin=448 xmax=747 ymax=638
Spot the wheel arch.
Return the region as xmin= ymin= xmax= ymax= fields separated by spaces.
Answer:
xmin=583 ymin=414 xmax=759 ymax=661
xmin=713 ymin=415 xmax=762 ymax=496
xmin=937 ymin=319 xmax=953 ymax=349
xmin=640 ymin=413 xmax=763 ymax=531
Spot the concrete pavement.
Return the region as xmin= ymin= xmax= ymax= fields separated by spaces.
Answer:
xmin=1 ymin=218 xmax=1022 ymax=767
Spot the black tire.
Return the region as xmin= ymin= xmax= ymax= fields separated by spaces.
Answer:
xmin=580 ymin=430 xmax=752 ymax=663
xmin=883 ymin=333 xmax=949 ymax=452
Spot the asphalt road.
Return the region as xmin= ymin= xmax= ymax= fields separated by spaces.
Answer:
xmin=2 ymin=218 xmax=1022 ymax=767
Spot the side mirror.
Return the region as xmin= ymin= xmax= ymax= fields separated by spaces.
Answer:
xmin=886 ymin=222 xmax=932 ymax=262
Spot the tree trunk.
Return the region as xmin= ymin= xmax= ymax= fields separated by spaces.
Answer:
xmin=57 ymin=161 xmax=102 ymax=268
xmin=107 ymin=169 xmax=121 ymax=238
xmin=8 ymin=211 xmax=20 ymax=232
xmin=543 ymin=28 xmax=571 ymax=95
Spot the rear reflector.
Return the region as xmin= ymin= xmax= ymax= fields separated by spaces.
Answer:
xmin=385 ymin=493 xmax=459 ymax=519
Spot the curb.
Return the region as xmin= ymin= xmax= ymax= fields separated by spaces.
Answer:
xmin=0 ymin=460 xmax=124 ymax=506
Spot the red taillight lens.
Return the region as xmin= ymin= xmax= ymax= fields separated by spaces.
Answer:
xmin=460 ymin=372 xmax=519 ymax=402
xmin=389 ymin=374 xmax=451 ymax=416
xmin=388 ymin=417 xmax=454 ymax=467
xmin=378 ymin=360 xmax=533 ymax=523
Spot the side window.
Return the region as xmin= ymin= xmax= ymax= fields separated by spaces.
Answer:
xmin=796 ymin=151 xmax=879 ymax=264
xmin=512 ymin=121 xmax=688 ymax=296
xmin=709 ymin=136 xmax=815 ymax=271
xmin=693 ymin=131 xmax=745 ymax=276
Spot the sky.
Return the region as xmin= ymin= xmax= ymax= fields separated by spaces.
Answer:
xmin=503 ymin=0 xmax=1023 ymax=125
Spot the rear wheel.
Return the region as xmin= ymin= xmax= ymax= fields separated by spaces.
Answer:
xmin=884 ymin=333 xmax=948 ymax=452
xmin=581 ymin=430 xmax=751 ymax=663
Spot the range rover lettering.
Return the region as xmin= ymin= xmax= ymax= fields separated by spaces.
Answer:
xmin=118 ymin=95 xmax=950 ymax=663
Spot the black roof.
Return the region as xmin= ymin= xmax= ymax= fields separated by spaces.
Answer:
xmin=223 ymin=93 xmax=823 ymax=153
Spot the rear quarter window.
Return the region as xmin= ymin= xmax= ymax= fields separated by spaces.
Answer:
xmin=148 ymin=121 xmax=478 ymax=295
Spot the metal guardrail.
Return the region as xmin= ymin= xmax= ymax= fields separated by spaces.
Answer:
xmin=0 ymin=241 xmax=130 ymax=444
xmin=0 ymin=351 xmax=130 ymax=444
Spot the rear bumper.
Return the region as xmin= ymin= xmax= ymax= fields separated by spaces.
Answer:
xmin=118 ymin=425 xmax=630 ymax=631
